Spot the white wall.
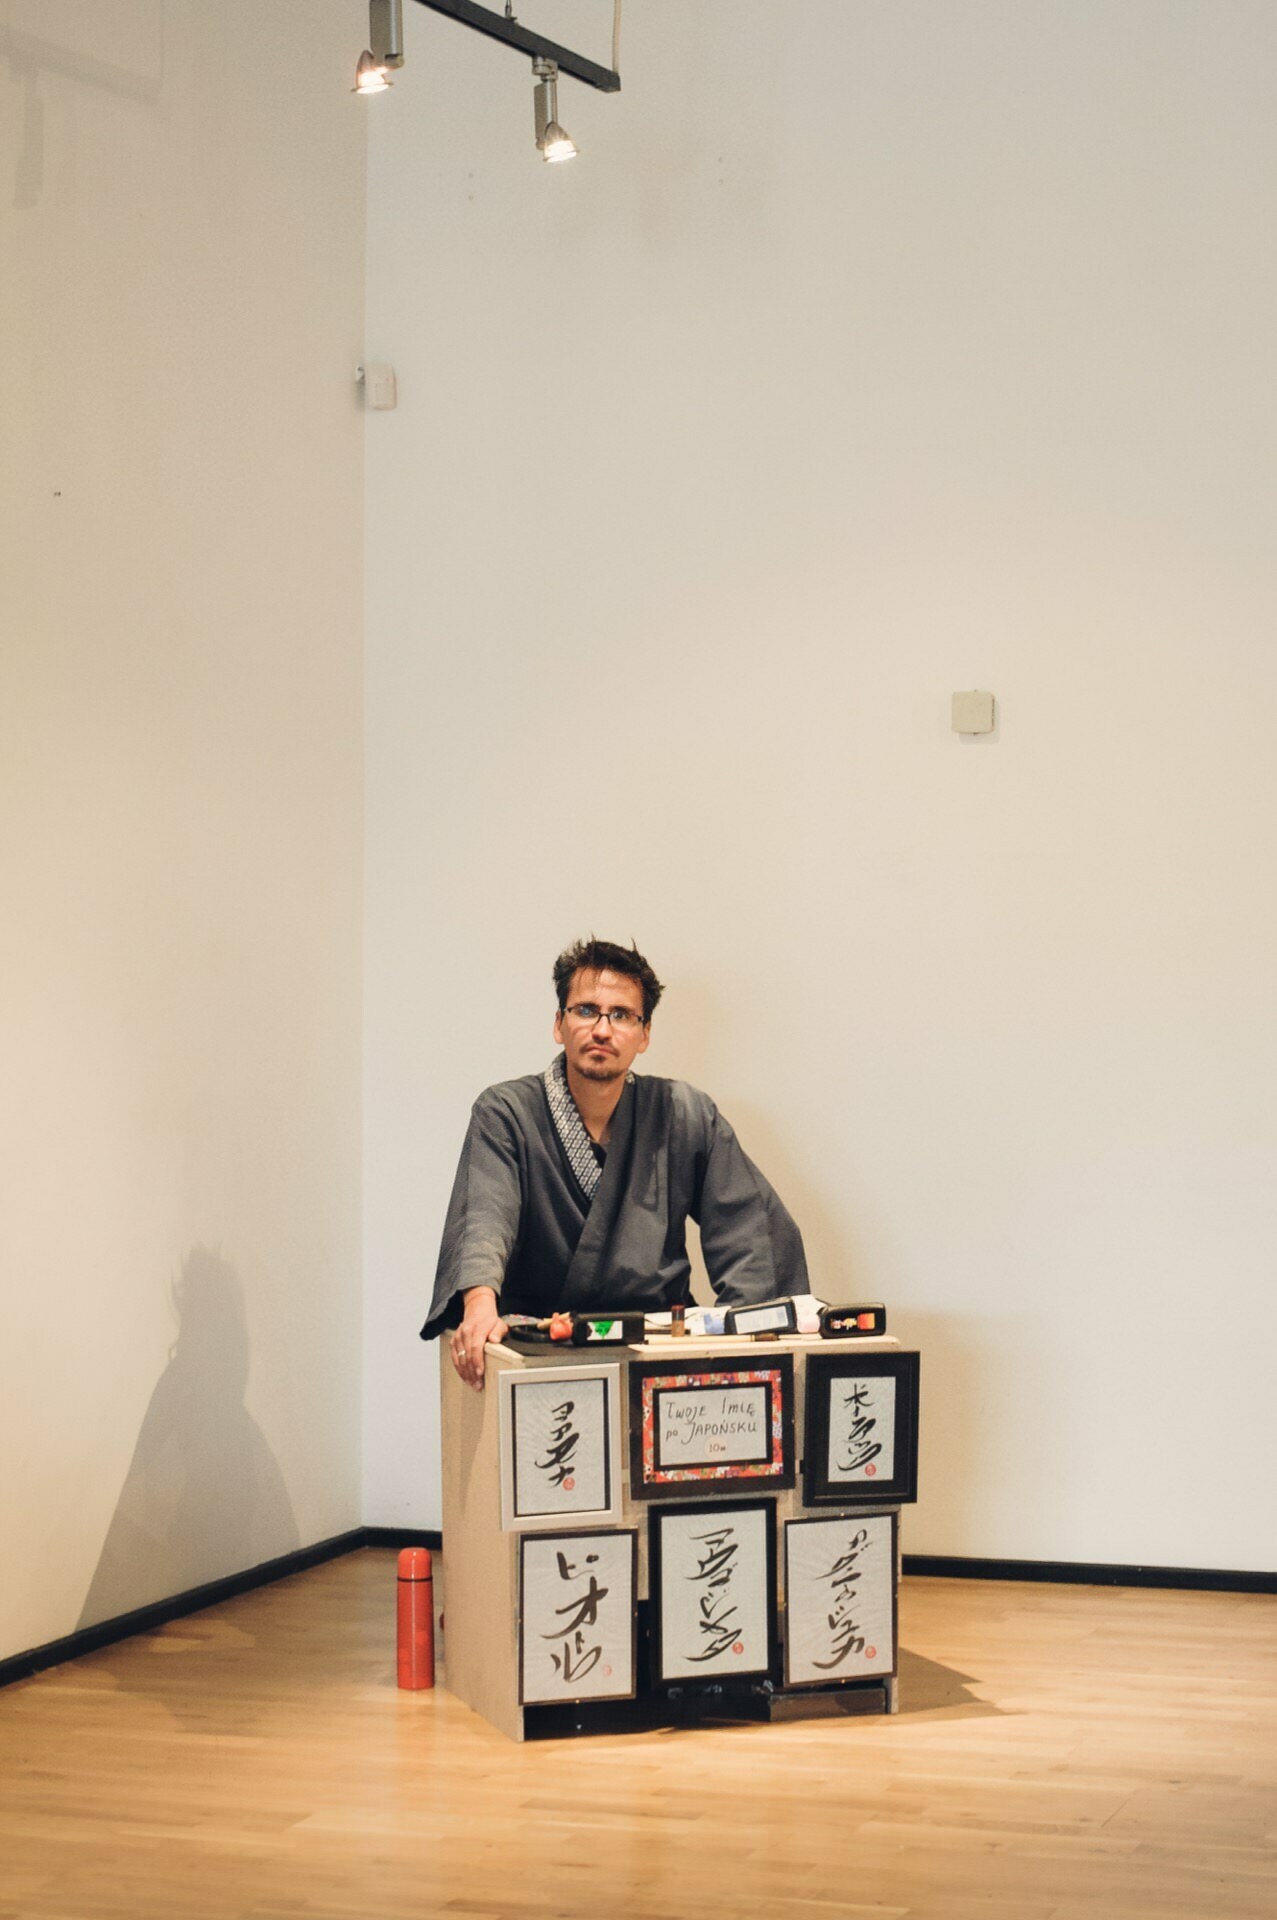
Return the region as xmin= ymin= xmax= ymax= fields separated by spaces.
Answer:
xmin=0 ymin=0 xmax=366 ymax=1659
xmin=364 ymin=0 xmax=1277 ymax=1570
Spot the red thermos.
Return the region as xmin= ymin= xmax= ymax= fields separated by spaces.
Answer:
xmin=397 ymin=1547 xmax=435 ymax=1690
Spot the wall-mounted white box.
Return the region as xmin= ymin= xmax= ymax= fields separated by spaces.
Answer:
xmin=952 ymin=690 xmax=995 ymax=734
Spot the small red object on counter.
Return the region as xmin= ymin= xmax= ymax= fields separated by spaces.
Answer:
xmin=548 ymin=1311 xmax=574 ymax=1341
xmin=397 ymin=1547 xmax=435 ymax=1690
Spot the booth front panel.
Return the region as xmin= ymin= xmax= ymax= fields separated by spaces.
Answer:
xmin=441 ymin=1333 xmax=918 ymax=1740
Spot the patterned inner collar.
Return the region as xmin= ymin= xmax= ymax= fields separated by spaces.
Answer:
xmin=542 ymin=1053 xmax=630 ymax=1202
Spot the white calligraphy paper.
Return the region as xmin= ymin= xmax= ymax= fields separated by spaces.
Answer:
xmin=784 ymin=1514 xmax=895 ymax=1685
xmin=825 ymin=1373 xmax=896 ymax=1487
xmin=655 ymin=1505 xmax=772 ymax=1682
xmin=520 ymin=1531 xmax=635 ymax=1704
xmin=499 ymin=1366 xmax=622 ymax=1531
xmin=655 ymin=1384 xmax=769 ymax=1469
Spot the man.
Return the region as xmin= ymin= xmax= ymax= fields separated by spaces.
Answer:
xmin=421 ymin=937 xmax=809 ymax=1389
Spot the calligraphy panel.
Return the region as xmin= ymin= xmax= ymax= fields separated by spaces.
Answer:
xmin=499 ymin=1364 xmax=623 ymax=1531
xmin=826 ymin=1373 xmax=896 ymax=1485
xmin=802 ymin=1351 xmax=920 ymax=1505
xmin=783 ymin=1512 xmax=897 ymax=1687
xmin=650 ymin=1500 xmax=777 ymax=1685
xmin=519 ymin=1530 xmax=637 ymax=1705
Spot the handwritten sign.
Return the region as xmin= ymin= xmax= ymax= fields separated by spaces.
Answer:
xmin=630 ymin=1358 xmax=794 ymax=1495
xmin=520 ymin=1531 xmax=636 ymax=1704
xmin=825 ymin=1374 xmax=896 ymax=1486
xmin=784 ymin=1513 xmax=895 ymax=1686
xmin=655 ymin=1384 xmax=769 ymax=1469
xmin=654 ymin=1503 xmax=773 ymax=1683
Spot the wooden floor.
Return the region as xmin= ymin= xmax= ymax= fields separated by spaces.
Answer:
xmin=1 ymin=1552 xmax=1274 ymax=1920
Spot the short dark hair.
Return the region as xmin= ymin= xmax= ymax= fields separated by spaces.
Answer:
xmin=553 ymin=937 xmax=664 ymax=1024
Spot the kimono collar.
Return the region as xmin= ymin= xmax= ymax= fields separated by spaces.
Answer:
xmin=542 ymin=1053 xmax=630 ymax=1203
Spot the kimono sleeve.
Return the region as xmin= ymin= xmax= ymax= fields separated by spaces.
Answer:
xmin=692 ymin=1104 xmax=809 ymax=1307
xmin=419 ymin=1093 xmax=524 ymax=1340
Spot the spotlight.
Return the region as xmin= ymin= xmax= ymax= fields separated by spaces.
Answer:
xmin=354 ymin=0 xmax=402 ymax=95
xmin=353 ymin=49 xmax=391 ymax=94
xmin=533 ymin=57 xmax=577 ymax=163
xmin=542 ymin=121 xmax=577 ymax=164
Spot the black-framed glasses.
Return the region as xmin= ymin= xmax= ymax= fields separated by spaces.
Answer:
xmin=564 ymin=1002 xmax=646 ymax=1030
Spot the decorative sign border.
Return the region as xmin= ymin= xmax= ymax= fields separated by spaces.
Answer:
xmin=627 ymin=1354 xmax=795 ymax=1499
xmin=802 ymin=1350 xmax=920 ymax=1506
xmin=498 ymin=1364 xmax=624 ymax=1532
xmin=782 ymin=1511 xmax=898 ymax=1688
xmin=518 ymin=1529 xmax=638 ymax=1706
xmin=649 ymin=1500 xmax=777 ymax=1687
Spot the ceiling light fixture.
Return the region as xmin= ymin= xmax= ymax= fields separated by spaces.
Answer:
xmin=354 ymin=0 xmax=405 ymax=95
xmin=365 ymin=4 xmax=619 ymax=159
xmin=403 ymin=3 xmax=621 ymax=162
xmin=533 ymin=57 xmax=576 ymax=163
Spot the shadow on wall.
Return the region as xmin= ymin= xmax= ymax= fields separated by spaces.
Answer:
xmin=77 ymin=1245 xmax=299 ymax=1631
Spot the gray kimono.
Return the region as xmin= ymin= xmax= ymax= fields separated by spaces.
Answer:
xmin=420 ymin=1063 xmax=808 ymax=1340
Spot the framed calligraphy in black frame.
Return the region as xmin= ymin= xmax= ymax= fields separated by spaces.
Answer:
xmin=802 ymin=1350 xmax=919 ymax=1506
xmin=498 ymin=1363 xmax=624 ymax=1532
xmin=783 ymin=1511 xmax=898 ymax=1688
xmin=649 ymin=1499 xmax=777 ymax=1687
xmin=627 ymin=1353 xmax=795 ymax=1500
xmin=519 ymin=1529 xmax=638 ymax=1706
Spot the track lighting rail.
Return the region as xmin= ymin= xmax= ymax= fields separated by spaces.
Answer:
xmin=408 ymin=0 xmax=621 ymax=92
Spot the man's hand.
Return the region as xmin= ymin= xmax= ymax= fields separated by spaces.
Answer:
xmin=450 ymin=1287 xmax=508 ymax=1391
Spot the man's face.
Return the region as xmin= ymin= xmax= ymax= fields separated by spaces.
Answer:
xmin=553 ymin=968 xmax=651 ymax=1083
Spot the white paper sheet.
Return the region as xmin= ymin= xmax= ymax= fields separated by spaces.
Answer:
xmin=511 ymin=1375 xmax=610 ymax=1519
xmin=656 ymin=1505 xmax=771 ymax=1681
xmin=655 ymin=1383 xmax=770 ymax=1468
xmin=520 ymin=1531 xmax=635 ymax=1703
xmin=785 ymin=1513 xmax=894 ymax=1684
xmin=825 ymin=1373 xmax=896 ymax=1487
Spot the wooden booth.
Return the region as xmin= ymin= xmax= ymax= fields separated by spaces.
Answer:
xmin=440 ymin=1327 xmax=920 ymax=1741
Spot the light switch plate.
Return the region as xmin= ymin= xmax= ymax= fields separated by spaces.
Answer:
xmin=952 ymin=690 xmax=995 ymax=734
xmin=357 ymin=361 xmax=397 ymax=410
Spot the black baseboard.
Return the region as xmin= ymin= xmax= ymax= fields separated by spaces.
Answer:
xmin=362 ymin=1526 xmax=443 ymax=1551
xmin=0 ymin=1525 xmax=441 ymax=1691
xmin=903 ymin=1553 xmax=1277 ymax=1594
xmin=7 ymin=1534 xmax=1268 ymax=1692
